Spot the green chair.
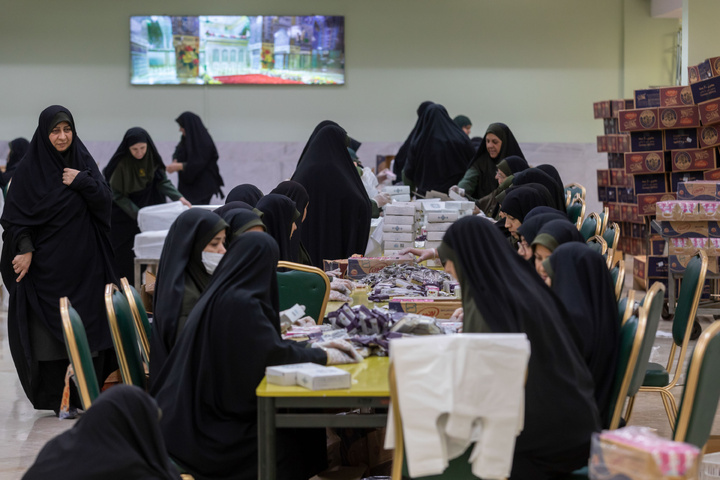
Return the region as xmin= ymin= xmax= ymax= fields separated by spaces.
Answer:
xmin=597 ymin=206 xmax=609 ymax=236
xmin=673 ymin=319 xmax=720 ymax=449
xmin=625 ymin=251 xmax=708 ymax=431
xmin=603 ymin=222 xmax=620 ymax=250
xmin=60 ymin=297 xmax=101 ymax=410
xmin=580 ymin=212 xmax=601 ymax=241
xmin=120 ymin=277 xmax=151 ymax=365
xmin=618 ymin=289 xmax=635 ymax=325
xmin=105 ymin=283 xmax=147 ymax=390
xmin=277 ymin=261 xmax=331 ymax=324
xmin=567 ymin=197 xmax=585 ymax=229
xmin=586 ymin=235 xmax=608 ymax=256
xmin=565 ymin=182 xmax=586 ymax=207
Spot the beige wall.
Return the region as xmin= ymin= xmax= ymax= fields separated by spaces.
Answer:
xmin=0 ymin=0 xmax=678 ymax=145
xmin=685 ymin=0 xmax=720 ymax=65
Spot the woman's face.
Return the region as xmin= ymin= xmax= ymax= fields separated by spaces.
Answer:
xmin=129 ymin=142 xmax=148 ymax=160
xmin=485 ymin=133 xmax=502 ymax=159
xmin=49 ymin=121 xmax=73 ymax=152
xmin=443 ymin=259 xmax=458 ymax=281
xmin=495 ymin=169 xmax=507 ymax=183
xmin=534 ymin=244 xmax=553 ymax=285
xmin=517 ymin=236 xmax=532 ymax=260
xmin=204 ymin=230 xmax=227 ymax=254
xmin=504 ymin=214 xmax=521 ymax=235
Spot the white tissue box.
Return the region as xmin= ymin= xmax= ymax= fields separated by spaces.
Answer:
xmin=391 ymin=194 xmax=411 ymax=202
xmin=383 ymin=185 xmax=410 ymax=195
xmin=427 ymin=212 xmax=459 ymax=223
xmin=383 ymin=223 xmax=415 ymax=233
xmin=133 ymin=230 xmax=169 ymax=260
xmin=296 ymin=366 xmax=351 ymax=390
xmin=383 ymin=250 xmax=402 ymax=256
xmin=425 ymin=241 xmax=442 ymax=249
xmin=425 ymin=222 xmax=453 ymax=232
xmin=384 ymin=215 xmax=415 ymax=225
xmin=383 ymin=232 xmax=415 ymax=242
xmin=385 ymin=203 xmax=416 ymax=216
xmin=426 ymin=231 xmax=446 ymax=242
xmin=266 ymin=363 xmax=326 ymax=386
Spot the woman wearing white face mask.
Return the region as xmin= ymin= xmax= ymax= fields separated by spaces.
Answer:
xmin=149 ymin=209 xmax=228 ymax=383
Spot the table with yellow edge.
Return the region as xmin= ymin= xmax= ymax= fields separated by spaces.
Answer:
xmin=256 ymin=356 xmax=390 ymax=480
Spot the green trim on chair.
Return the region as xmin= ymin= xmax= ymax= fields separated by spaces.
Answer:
xmin=60 ymin=297 xmax=100 ymax=410
xmin=105 ymin=284 xmax=147 ymax=389
xmin=277 ymin=261 xmax=331 ymax=324
xmin=120 ymin=277 xmax=151 ymax=365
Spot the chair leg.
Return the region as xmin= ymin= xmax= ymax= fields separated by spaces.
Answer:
xmin=659 ymin=389 xmax=678 ymax=432
xmin=624 ymin=395 xmax=637 ymax=424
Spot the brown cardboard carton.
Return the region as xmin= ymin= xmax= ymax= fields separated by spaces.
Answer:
xmin=704 ymin=168 xmax=720 ymax=181
xmin=618 ymin=108 xmax=659 ymax=132
xmin=388 ymin=297 xmax=462 ymax=319
xmin=699 ymin=125 xmax=720 ymax=149
xmin=659 ymin=85 xmax=694 ymax=106
xmin=637 ymin=192 xmax=676 ymax=216
xmin=624 ymin=151 xmax=670 ymax=174
xmin=698 ymin=97 xmax=720 ymax=126
xmin=671 ymin=148 xmax=717 ymax=171
xmin=597 ymin=135 xmax=608 ymax=153
xmin=597 ymin=169 xmax=610 ymax=187
xmin=658 ymin=105 xmax=701 ymax=129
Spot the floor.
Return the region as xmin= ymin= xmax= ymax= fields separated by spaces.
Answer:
xmin=0 ymin=265 xmax=719 ymax=479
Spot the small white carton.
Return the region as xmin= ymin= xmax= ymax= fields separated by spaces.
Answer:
xmin=383 ymin=223 xmax=414 ymax=233
xmin=390 ymin=193 xmax=412 ymax=202
xmin=426 ymin=222 xmax=453 ymax=232
xmin=383 ymin=232 xmax=415 ymax=242
xmin=266 ymin=363 xmax=325 ymax=386
xmin=296 ymin=366 xmax=352 ymax=390
xmin=383 ymin=185 xmax=410 ymax=195
xmin=426 ymin=231 xmax=446 ymax=242
xmin=427 ymin=212 xmax=459 ymax=223
xmin=384 ymin=241 xmax=412 ymax=250
xmin=383 ymin=214 xmax=416 ymax=225
xmin=385 ymin=203 xmax=416 ymax=216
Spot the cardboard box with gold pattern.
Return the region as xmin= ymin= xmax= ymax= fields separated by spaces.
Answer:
xmin=668 ymin=237 xmax=708 ymax=256
xmin=699 ymin=125 xmax=720 ymax=149
xmin=670 ymin=253 xmax=720 ymax=274
xmin=624 ymin=151 xmax=671 ymax=174
xmin=659 ymin=85 xmax=694 ymax=107
xmin=671 ymin=148 xmax=717 ymax=171
xmin=637 ymin=192 xmax=676 ymax=216
xmin=633 ymin=173 xmax=669 ymax=195
xmin=704 ymin=168 xmax=720 ymax=181
xmin=345 ymin=256 xmax=415 ymax=280
xmin=698 ymin=97 xmax=720 ymax=126
xmin=611 ymin=99 xmax=634 ymax=117
xmin=658 ymin=105 xmax=700 ymax=129
xmin=597 ymin=169 xmax=610 ymax=187
xmin=630 ymin=130 xmax=664 ymax=152
xmin=690 ymin=74 xmax=720 ymax=104
xmin=633 ymin=88 xmax=660 ymax=108
xmin=618 ymin=108 xmax=659 ymax=132
xmin=664 ymin=128 xmax=699 ymax=150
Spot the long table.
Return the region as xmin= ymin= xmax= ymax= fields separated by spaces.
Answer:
xmin=256 ymin=356 xmax=390 ymax=480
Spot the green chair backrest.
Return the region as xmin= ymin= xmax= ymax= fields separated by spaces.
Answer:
xmin=672 ymin=252 xmax=707 ymax=347
xmin=276 ymin=261 xmax=330 ymax=324
xmin=606 ymin=309 xmax=643 ymax=429
xmin=565 ymin=183 xmax=586 ymax=204
xmin=629 ymin=282 xmax=666 ymax=395
xmin=603 ymin=223 xmax=620 ymax=249
xmin=120 ymin=277 xmax=151 ymax=365
xmin=567 ymin=200 xmax=584 ymax=225
xmin=674 ymin=320 xmax=720 ymax=449
xmin=105 ymin=284 xmax=147 ymax=389
xmin=580 ymin=214 xmax=599 ymax=241
xmin=60 ymin=297 xmax=100 ymax=410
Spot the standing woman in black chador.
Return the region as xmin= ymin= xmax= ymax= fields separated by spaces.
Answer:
xmin=437 ymin=216 xmax=600 ymax=479
xmin=393 ymin=101 xmax=434 ymax=182
xmin=270 ymin=180 xmax=312 ymax=265
xmin=546 ymin=243 xmax=620 ymax=427
xmin=166 ymin=111 xmax=224 ymax=204
xmin=2 ymin=137 xmax=29 ymax=196
xmin=297 ymin=120 xmax=340 ymax=166
xmin=151 ymin=232 xmax=361 ymax=480
xmin=292 ymin=124 xmax=372 ymax=269
xmin=103 ymin=127 xmax=192 ymax=281
xmin=0 ymin=105 xmax=117 ymax=412
xmin=453 ymin=123 xmax=525 ymax=202
xmin=402 ymin=103 xmax=474 ymax=195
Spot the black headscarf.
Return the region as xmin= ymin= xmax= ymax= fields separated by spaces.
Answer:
xmin=225 ymin=184 xmax=263 ymax=206
xmin=548 ymin=243 xmax=620 ymax=427
xmin=500 ymin=185 xmax=554 ymax=222
xmin=536 ymin=164 xmax=565 ymax=191
xmin=464 ymin=123 xmax=525 ymax=199
xmin=213 ymin=200 xmax=255 ymax=217
xmin=437 ymin=217 xmax=599 ymax=477
xmin=497 ymin=155 xmax=530 ymax=177
xmin=103 ymin=127 xmax=164 ymax=189
xmin=393 ymin=101 xmax=434 ymax=181
xmin=291 ymin=125 xmax=372 ymax=268
xmin=256 ymin=194 xmax=299 ymax=262
xmin=0 ymin=105 xmax=116 ymax=370
xmin=221 ymin=208 xmax=265 ymax=242
xmin=453 ymin=115 xmax=472 ymax=129
xmin=270 ymin=180 xmax=310 ymax=264
xmin=173 ymin=112 xmax=224 ymax=203
xmin=151 ymin=232 xmax=327 ymax=480
xmin=23 ymin=385 xmax=181 ymax=480
xmin=517 ymin=211 xmax=571 ymax=245
xmin=514 ymin=168 xmax=567 ymax=212
xmin=403 ymin=104 xmax=475 ymax=195
xmin=3 ymin=137 xmax=29 ymax=188
xmin=150 ymin=209 xmax=227 ymax=378
xmin=523 ymin=206 xmax=564 ymax=222
xmin=532 ymin=219 xmax=585 ymax=253
xmin=297 ymin=120 xmax=341 ymax=167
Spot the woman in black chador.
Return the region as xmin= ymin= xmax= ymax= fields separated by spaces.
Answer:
xmin=103 ymin=127 xmax=191 ymax=281
xmin=0 ymin=105 xmax=117 ymax=412
xmin=167 ymin=111 xmax=224 ymax=204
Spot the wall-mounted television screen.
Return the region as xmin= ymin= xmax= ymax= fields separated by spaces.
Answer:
xmin=130 ymin=15 xmax=344 ymax=85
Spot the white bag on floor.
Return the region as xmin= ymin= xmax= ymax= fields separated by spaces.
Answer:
xmin=137 ymin=201 xmax=189 ymax=233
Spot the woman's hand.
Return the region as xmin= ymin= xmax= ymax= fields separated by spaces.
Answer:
xmin=399 ymin=247 xmax=437 ymax=262
xmin=62 ymin=168 xmax=80 ymax=186
xmin=179 ymin=197 xmax=192 ymax=207
xmin=166 ymin=161 xmax=183 ymax=174
xmin=12 ymin=252 xmax=32 ymax=282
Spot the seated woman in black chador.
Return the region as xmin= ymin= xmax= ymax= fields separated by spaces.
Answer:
xmin=0 ymin=105 xmax=117 ymax=412
xmin=103 ymin=127 xmax=191 ymax=281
